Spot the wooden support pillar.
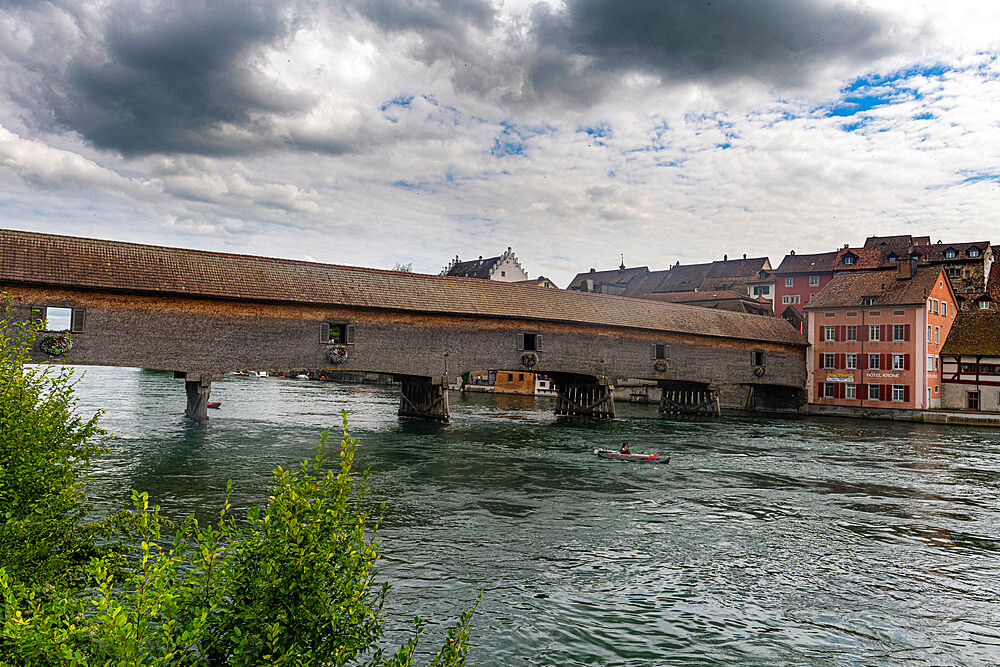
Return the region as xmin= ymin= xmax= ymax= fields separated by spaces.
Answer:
xmin=181 ymin=372 xmax=213 ymax=425
xmin=658 ymin=384 xmax=721 ymax=417
xmin=398 ymin=376 xmax=450 ymax=422
xmin=554 ymin=378 xmax=615 ymax=419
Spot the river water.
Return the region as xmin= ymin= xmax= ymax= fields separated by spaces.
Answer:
xmin=68 ymin=366 xmax=1000 ymax=665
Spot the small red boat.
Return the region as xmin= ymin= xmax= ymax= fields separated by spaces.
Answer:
xmin=595 ymin=449 xmax=669 ymax=464
xmin=207 ymin=402 xmax=221 ymax=409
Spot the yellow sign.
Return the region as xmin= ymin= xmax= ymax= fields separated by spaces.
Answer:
xmin=825 ymin=372 xmax=854 ymax=382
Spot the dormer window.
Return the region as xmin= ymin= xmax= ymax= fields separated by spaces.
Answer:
xmin=969 ymin=248 xmax=981 ymax=257
xmin=887 ymin=254 xmax=897 ymax=264
xmin=843 ymin=254 xmax=856 ymax=265
xmin=861 ymin=297 xmax=876 ymax=306
xmin=944 ymin=249 xmax=957 ymax=259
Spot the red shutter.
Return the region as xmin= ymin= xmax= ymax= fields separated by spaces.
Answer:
xmin=903 ymin=354 xmax=910 ymax=371
xmin=904 ymin=324 xmax=911 ymax=341
xmin=881 ymin=324 xmax=888 ymax=342
xmin=861 ymin=354 xmax=867 ymax=370
xmin=882 ymin=353 xmax=890 ymax=371
xmin=880 ymin=384 xmax=888 ymax=401
xmin=837 ymin=383 xmax=846 ymax=399
xmin=817 ymin=381 xmax=824 ymax=399
xmin=903 ymin=385 xmax=911 ymax=403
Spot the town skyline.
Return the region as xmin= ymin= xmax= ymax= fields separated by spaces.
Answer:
xmin=3 ymin=1 xmax=1000 ymax=288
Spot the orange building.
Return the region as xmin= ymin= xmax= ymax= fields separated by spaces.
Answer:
xmin=493 ymin=370 xmax=536 ymax=394
xmin=805 ymin=261 xmax=956 ymax=410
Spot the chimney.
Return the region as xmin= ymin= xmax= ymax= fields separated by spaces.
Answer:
xmin=743 ymin=253 xmax=747 ymax=260
xmin=590 ymin=267 xmax=596 ymax=273
xmin=723 ymin=254 xmax=728 ymax=261
xmin=896 ymin=256 xmax=917 ymax=280
xmin=790 ymin=250 xmax=795 ymax=255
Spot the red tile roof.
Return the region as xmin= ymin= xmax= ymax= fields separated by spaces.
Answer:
xmin=0 ymin=229 xmax=806 ymax=345
xmin=805 ymin=266 xmax=944 ymax=309
xmin=774 ymin=250 xmax=840 ymax=274
xmin=913 ymin=241 xmax=990 ymax=262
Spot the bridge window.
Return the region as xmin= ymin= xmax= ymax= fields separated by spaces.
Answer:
xmin=752 ymin=350 xmax=766 ymax=366
xmin=32 ymin=306 xmax=85 ymax=332
xmin=518 ymin=333 xmax=540 ymax=351
xmin=321 ymin=323 xmax=355 ymax=344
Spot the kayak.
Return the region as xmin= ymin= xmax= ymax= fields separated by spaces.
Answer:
xmin=207 ymin=402 xmax=221 ymax=409
xmin=595 ymin=449 xmax=670 ymax=464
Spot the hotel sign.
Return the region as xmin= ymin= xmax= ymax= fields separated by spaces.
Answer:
xmin=865 ymin=371 xmax=901 ymax=379
xmin=825 ymin=372 xmax=854 ymax=383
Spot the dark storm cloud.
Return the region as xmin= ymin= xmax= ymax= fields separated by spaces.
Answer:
xmin=29 ymin=0 xmax=324 ymax=156
xmin=347 ymin=0 xmax=495 ymax=33
xmin=526 ymin=0 xmax=894 ymax=98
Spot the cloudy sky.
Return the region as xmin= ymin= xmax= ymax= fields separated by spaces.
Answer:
xmin=2 ymin=1 xmax=999 ymax=286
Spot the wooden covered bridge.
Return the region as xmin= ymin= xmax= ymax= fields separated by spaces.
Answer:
xmin=0 ymin=230 xmax=808 ymax=423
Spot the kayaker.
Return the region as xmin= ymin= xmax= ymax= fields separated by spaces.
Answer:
xmin=620 ymin=441 xmax=631 ymax=454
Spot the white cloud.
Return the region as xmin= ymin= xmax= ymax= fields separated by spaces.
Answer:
xmin=1 ymin=1 xmax=1000 ymax=287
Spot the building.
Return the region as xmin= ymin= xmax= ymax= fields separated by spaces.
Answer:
xmin=940 ymin=306 xmax=1000 ymax=412
xmin=514 ymin=276 xmax=559 ymax=288
xmin=640 ymin=290 xmax=772 ymax=316
xmin=911 ymin=240 xmax=993 ymax=297
xmin=566 ymin=265 xmax=651 ymax=295
xmin=772 ymin=250 xmax=840 ymax=331
xmin=567 ymin=255 xmax=772 ymax=304
xmin=805 ymin=260 xmax=957 ymax=411
xmin=493 ymin=370 xmax=536 ymax=394
xmin=441 ymin=247 xmax=529 ymax=282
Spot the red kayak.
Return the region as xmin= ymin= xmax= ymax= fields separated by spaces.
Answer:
xmin=207 ymin=402 xmax=221 ymax=409
xmin=595 ymin=449 xmax=670 ymax=464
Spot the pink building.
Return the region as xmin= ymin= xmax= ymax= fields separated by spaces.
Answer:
xmin=805 ymin=262 xmax=956 ymax=410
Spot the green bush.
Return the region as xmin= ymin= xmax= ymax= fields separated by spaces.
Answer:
xmin=0 ymin=295 xmax=479 ymax=665
xmin=0 ymin=297 xmax=114 ymax=591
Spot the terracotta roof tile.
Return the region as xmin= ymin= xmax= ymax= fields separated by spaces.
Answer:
xmin=0 ymin=229 xmax=805 ymax=345
xmin=805 ymin=266 xmax=944 ymax=309
xmin=774 ymin=250 xmax=840 ymax=274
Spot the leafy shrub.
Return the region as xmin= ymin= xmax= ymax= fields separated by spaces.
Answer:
xmin=0 ymin=295 xmax=479 ymax=665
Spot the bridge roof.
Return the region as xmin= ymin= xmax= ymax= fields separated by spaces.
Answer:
xmin=0 ymin=229 xmax=806 ymax=346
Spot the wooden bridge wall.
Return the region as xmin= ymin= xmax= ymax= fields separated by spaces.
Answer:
xmin=6 ymin=285 xmax=805 ymax=411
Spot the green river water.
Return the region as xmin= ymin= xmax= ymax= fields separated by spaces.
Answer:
xmin=68 ymin=367 xmax=1000 ymax=665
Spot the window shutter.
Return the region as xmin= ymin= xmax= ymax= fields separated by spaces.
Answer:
xmin=860 ymin=354 xmax=867 ymax=370
xmin=516 ymin=333 xmax=524 ymax=351
xmin=837 ymin=382 xmax=845 ymax=399
xmin=320 ymin=323 xmax=329 ymax=343
xmin=535 ymin=334 xmax=542 ymax=351
xmin=817 ymin=381 xmax=824 ymax=398
xmin=882 ymin=353 xmax=890 ymax=371
xmin=880 ymin=384 xmax=888 ymax=401
xmin=903 ymin=385 xmax=911 ymax=403
xmin=903 ymin=354 xmax=910 ymax=371
xmin=881 ymin=325 xmax=888 ymax=342
xmin=345 ymin=324 xmax=356 ymax=345
xmin=904 ymin=324 xmax=910 ymax=341
xmin=652 ymin=344 xmax=658 ymax=360
xmin=70 ymin=308 xmax=86 ymax=333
